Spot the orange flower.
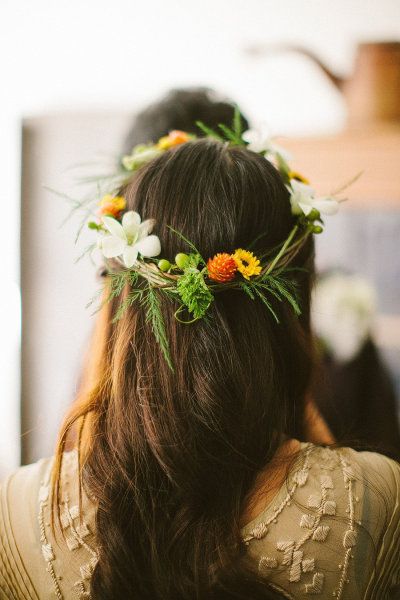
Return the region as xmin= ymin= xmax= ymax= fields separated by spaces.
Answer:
xmin=157 ymin=130 xmax=190 ymax=150
xmin=207 ymin=253 xmax=237 ymax=283
xmin=98 ymin=195 xmax=126 ymax=218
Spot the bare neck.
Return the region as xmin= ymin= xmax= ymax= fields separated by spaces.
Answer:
xmin=240 ymin=438 xmax=301 ymax=528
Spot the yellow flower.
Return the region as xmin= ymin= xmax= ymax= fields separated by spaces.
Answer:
xmin=288 ymin=170 xmax=309 ymax=185
xmin=232 ymin=249 xmax=262 ymax=280
xmin=99 ymin=195 xmax=126 ymax=217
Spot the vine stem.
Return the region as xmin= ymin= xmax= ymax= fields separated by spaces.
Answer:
xmin=264 ymin=224 xmax=299 ymax=276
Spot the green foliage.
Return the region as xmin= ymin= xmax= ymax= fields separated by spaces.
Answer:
xmin=239 ymin=282 xmax=256 ymax=300
xmin=112 ymin=288 xmax=143 ymax=323
xmin=252 ymin=287 xmax=280 ymax=323
xmin=217 ymin=123 xmax=242 ymax=145
xmin=237 ymin=272 xmax=302 ymax=324
xmin=141 ymin=285 xmax=174 ymax=371
xmin=167 ymin=226 xmax=205 ymax=263
xmin=232 ymin=105 xmax=243 ymax=139
xmin=187 ymin=253 xmax=202 ymax=269
xmin=195 ymin=121 xmax=224 ymax=141
xmin=108 ymin=274 xmax=174 ymax=371
xmin=108 ymin=269 xmax=139 ymax=300
xmin=262 ymin=273 xmax=302 ymax=317
xmin=88 ymin=221 xmax=102 ymax=230
xmin=197 ymin=107 xmax=246 ymax=147
xmin=177 ymin=270 xmax=214 ymax=321
xmin=275 ymin=153 xmax=291 ymax=184
xmin=74 ymin=243 xmax=97 ymax=264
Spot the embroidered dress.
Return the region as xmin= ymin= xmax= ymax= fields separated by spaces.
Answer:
xmin=0 ymin=443 xmax=399 ymax=599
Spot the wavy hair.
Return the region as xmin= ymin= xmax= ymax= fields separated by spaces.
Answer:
xmin=53 ymin=139 xmax=315 ymax=599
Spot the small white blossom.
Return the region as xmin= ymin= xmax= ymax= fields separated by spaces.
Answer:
xmin=288 ymin=179 xmax=339 ymax=217
xmin=99 ymin=211 xmax=161 ymax=268
xmin=242 ymin=127 xmax=292 ymax=161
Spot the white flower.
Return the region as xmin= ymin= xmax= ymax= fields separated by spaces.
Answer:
xmin=312 ymin=274 xmax=376 ymax=362
xmin=99 ymin=211 xmax=161 ymax=268
xmin=242 ymin=127 xmax=292 ymax=161
xmin=288 ymin=179 xmax=339 ymax=217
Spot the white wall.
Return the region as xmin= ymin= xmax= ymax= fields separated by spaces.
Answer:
xmin=1 ymin=0 xmax=400 ymax=471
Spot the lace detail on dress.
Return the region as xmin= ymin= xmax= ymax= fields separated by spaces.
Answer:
xmin=242 ymin=445 xmax=313 ymax=546
xmin=38 ymin=452 xmax=98 ymax=600
xmin=37 ymin=446 xmax=366 ymax=599
xmin=242 ymin=446 xmax=360 ymax=599
xmin=38 ymin=481 xmax=63 ymax=599
xmin=333 ymin=457 xmax=357 ymax=599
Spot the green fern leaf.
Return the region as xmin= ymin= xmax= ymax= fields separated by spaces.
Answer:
xmin=195 ymin=121 xmax=224 ymax=141
xmin=177 ymin=271 xmax=213 ymax=320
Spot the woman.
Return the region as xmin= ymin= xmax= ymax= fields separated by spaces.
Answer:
xmin=122 ymin=86 xmax=249 ymax=153
xmin=312 ymin=271 xmax=400 ymax=460
xmin=1 ymin=139 xmax=399 ymax=599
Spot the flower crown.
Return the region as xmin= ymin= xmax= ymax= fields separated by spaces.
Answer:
xmin=72 ymin=110 xmax=355 ymax=370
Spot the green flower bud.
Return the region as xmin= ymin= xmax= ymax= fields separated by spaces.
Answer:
xmin=158 ymin=259 xmax=171 ymax=272
xmin=175 ymin=253 xmax=190 ymax=270
xmin=88 ymin=221 xmax=100 ymax=230
xmin=312 ymin=225 xmax=323 ymax=234
xmin=308 ymin=208 xmax=320 ymax=221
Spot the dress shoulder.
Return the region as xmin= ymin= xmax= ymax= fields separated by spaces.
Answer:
xmin=0 ymin=457 xmax=51 ymax=599
xmin=241 ymin=443 xmax=400 ymax=600
xmin=345 ymin=448 xmax=400 ymax=599
xmin=0 ymin=451 xmax=98 ymax=600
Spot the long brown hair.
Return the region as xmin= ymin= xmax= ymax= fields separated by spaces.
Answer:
xmin=53 ymin=139 xmax=315 ymax=599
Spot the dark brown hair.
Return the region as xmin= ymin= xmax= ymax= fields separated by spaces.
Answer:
xmin=54 ymin=139 xmax=315 ymax=599
xmin=123 ymin=87 xmax=249 ymax=152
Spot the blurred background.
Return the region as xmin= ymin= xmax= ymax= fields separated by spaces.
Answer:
xmin=1 ymin=0 xmax=400 ymax=475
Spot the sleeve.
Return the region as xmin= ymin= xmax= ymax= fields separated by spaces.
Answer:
xmin=358 ymin=452 xmax=400 ymax=599
xmin=0 ymin=469 xmax=41 ymax=599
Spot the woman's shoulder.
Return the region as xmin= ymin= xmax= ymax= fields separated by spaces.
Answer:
xmin=0 ymin=450 xmax=97 ymax=599
xmin=241 ymin=443 xmax=400 ymax=599
xmin=0 ymin=455 xmax=54 ymax=598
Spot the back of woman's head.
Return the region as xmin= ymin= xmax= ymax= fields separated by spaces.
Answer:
xmin=57 ymin=139 xmax=315 ymax=599
xmin=123 ymin=87 xmax=249 ymax=151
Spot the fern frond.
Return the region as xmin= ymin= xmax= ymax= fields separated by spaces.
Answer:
xmin=239 ymin=282 xmax=256 ymax=300
xmin=217 ymin=123 xmax=241 ymax=145
xmin=112 ymin=288 xmax=144 ymax=323
xmin=252 ymin=287 xmax=280 ymax=323
xmin=259 ymin=274 xmax=301 ymax=316
xmin=177 ymin=271 xmax=214 ymax=320
xmin=268 ymin=275 xmax=301 ymax=316
xmin=232 ymin=105 xmax=243 ymax=139
xmin=141 ymin=286 xmax=174 ymax=371
xmin=195 ymin=121 xmax=224 ymax=141
xmin=74 ymin=243 xmax=96 ymax=264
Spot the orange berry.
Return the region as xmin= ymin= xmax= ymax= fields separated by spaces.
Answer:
xmin=207 ymin=253 xmax=237 ymax=283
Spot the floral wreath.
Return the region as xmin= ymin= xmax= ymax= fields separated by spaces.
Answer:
xmin=68 ymin=110 xmax=356 ymax=370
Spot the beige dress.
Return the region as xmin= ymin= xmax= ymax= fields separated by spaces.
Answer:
xmin=0 ymin=443 xmax=399 ymax=600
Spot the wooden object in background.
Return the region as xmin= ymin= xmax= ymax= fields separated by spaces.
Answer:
xmin=250 ymin=41 xmax=400 ymax=207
